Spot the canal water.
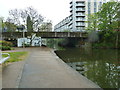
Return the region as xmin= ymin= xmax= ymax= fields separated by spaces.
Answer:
xmin=55 ymin=48 xmax=120 ymax=88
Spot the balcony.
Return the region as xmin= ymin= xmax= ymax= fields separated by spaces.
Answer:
xmin=70 ymin=9 xmax=73 ymax=13
xmin=70 ymin=5 xmax=73 ymax=8
xmin=68 ymin=22 xmax=73 ymax=26
xmin=76 ymin=23 xmax=85 ymax=26
xmin=69 ymin=25 xmax=73 ymax=29
xmin=76 ymin=8 xmax=85 ymax=11
xmin=76 ymin=13 xmax=85 ymax=16
xmin=76 ymin=28 xmax=85 ymax=31
xmin=70 ymin=14 xmax=73 ymax=17
xmin=76 ymin=19 xmax=85 ymax=21
xmin=76 ymin=3 xmax=85 ymax=6
xmin=70 ymin=1 xmax=72 ymax=4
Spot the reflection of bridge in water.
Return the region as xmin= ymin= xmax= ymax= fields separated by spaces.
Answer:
xmin=2 ymin=32 xmax=88 ymax=39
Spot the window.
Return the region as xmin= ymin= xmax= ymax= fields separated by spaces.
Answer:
xmin=98 ymin=2 xmax=102 ymax=11
xmin=94 ymin=2 xmax=97 ymax=13
xmin=88 ymin=2 xmax=91 ymax=14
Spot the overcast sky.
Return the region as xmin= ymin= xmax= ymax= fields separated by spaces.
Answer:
xmin=0 ymin=0 xmax=119 ymax=27
xmin=0 ymin=0 xmax=70 ymax=26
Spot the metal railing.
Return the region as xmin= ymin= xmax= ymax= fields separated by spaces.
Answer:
xmin=0 ymin=53 xmax=10 ymax=64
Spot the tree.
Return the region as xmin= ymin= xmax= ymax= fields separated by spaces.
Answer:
xmin=20 ymin=9 xmax=28 ymax=24
xmin=8 ymin=6 xmax=44 ymax=31
xmin=97 ymin=1 xmax=118 ymax=31
xmin=39 ymin=20 xmax=52 ymax=31
xmin=0 ymin=17 xmax=3 ymax=39
xmin=4 ymin=22 xmax=17 ymax=32
xmin=27 ymin=15 xmax=33 ymax=31
xmin=86 ymin=1 xmax=120 ymax=48
xmin=114 ymin=2 xmax=120 ymax=48
xmin=0 ymin=17 xmax=4 ymax=32
xmin=1 ymin=17 xmax=17 ymax=32
xmin=86 ymin=13 xmax=98 ymax=31
xmin=26 ymin=15 xmax=34 ymax=46
xmin=4 ymin=17 xmax=17 ymax=32
xmin=9 ymin=9 xmax=20 ymax=25
xmin=98 ymin=1 xmax=120 ymax=48
xmin=25 ymin=6 xmax=44 ymax=31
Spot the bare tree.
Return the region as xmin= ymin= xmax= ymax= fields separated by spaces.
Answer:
xmin=8 ymin=6 xmax=44 ymax=31
xmin=20 ymin=9 xmax=28 ymax=24
xmin=9 ymin=9 xmax=20 ymax=25
xmin=25 ymin=6 xmax=44 ymax=31
xmin=6 ymin=17 xmax=14 ymax=24
xmin=39 ymin=20 xmax=52 ymax=31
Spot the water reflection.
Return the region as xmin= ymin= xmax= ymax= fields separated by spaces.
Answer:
xmin=46 ymin=38 xmax=65 ymax=50
xmin=55 ymin=48 xmax=120 ymax=88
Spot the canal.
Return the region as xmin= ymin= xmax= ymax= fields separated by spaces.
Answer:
xmin=46 ymin=39 xmax=120 ymax=88
xmin=55 ymin=48 xmax=120 ymax=88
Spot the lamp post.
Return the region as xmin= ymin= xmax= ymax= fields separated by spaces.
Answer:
xmin=22 ymin=25 xmax=25 ymax=48
xmin=0 ymin=18 xmax=2 ymax=60
xmin=23 ymin=28 xmax=25 ymax=48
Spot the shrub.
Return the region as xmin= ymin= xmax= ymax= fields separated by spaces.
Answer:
xmin=24 ymin=43 xmax=30 ymax=47
xmin=22 ymin=43 xmax=30 ymax=47
xmin=0 ymin=40 xmax=13 ymax=50
xmin=1 ymin=46 xmax=11 ymax=50
xmin=0 ymin=40 xmax=13 ymax=47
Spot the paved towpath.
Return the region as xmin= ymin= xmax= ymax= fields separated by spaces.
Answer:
xmin=3 ymin=47 xmax=100 ymax=88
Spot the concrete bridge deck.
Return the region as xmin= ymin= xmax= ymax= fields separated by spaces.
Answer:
xmin=2 ymin=47 xmax=100 ymax=88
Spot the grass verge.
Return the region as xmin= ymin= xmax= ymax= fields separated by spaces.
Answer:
xmin=2 ymin=52 xmax=28 ymax=64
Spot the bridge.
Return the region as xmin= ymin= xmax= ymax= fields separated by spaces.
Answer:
xmin=2 ymin=32 xmax=88 ymax=39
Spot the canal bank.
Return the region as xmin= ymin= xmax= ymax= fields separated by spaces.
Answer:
xmin=3 ymin=47 xmax=100 ymax=88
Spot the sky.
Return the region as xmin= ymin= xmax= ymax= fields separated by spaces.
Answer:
xmin=0 ymin=0 xmax=70 ymax=27
xmin=0 ymin=0 xmax=119 ymax=28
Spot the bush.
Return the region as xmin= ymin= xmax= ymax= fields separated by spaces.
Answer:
xmin=22 ymin=43 xmax=30 ymax=47
xmin=0 ymin=40 xmax=13 ymax=50
xmin=0 ymin=40 xmax=13 ymax=47
xmin=1 ymin=46 xmax=11 ymax=50
xmin=24 ymin=43 xmax=30 ymax=47
xmin=93 ymin=42 xmax=116 ymax=49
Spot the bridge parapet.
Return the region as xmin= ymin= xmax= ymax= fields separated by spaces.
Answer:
xmin=35 ymin=32 xmax=88 ymax=38
xmin=2 ymin=32 xmax=88 ymax=39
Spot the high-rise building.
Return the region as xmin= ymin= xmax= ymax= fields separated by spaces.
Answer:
xmin=54 ymin=0 xmax=106 ymax=32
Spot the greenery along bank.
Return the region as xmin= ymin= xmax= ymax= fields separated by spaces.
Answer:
xmin=86 ymin=1 xmax=120 ymax=49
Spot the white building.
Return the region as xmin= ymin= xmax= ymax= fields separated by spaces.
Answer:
xmin=54 ymin=16 xmax=71 ymax=32
xmin=54 ymin=0 xmax=106 ymax=32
